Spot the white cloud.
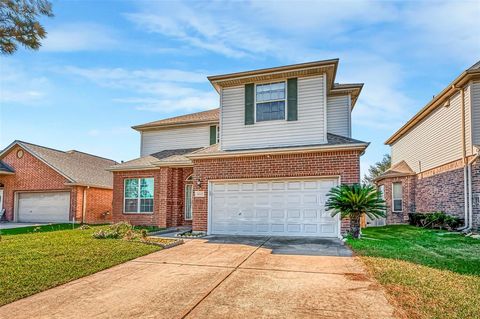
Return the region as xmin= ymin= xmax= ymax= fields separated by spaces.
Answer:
xmin=402 ymin=1 xmax=480 ymax=62
xmin=87 ymin=127 xmax=131 ymax=137
xmin=0 ymin=61 xmax=52 ymax=105
xmin=114 ymin=93 xmax=218 ymax=113
xmin=124 ymin=2 xmax=284 ymax=58
xmin=63 ymin=66 xmax=218 ymax=113
xmin=42 ymin=23 xmax=119 ymax=52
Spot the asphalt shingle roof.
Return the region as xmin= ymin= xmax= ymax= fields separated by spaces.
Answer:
xmin=468 ymin=60 xmax=480 ymax=71
xmin=374 ymin=161 xmax=415 ymax=182
xmin=109 ymin=148 xmax=200 ymax=170
xmin=11 ymin=141 xmax=117 ymax=188
xmin=0 ymin=160 xmax=14 ymax=173
xmin=132 ymin=108 xmax=219 ymax=130
xmin=189 ymin=133 xmax=368 ymax=156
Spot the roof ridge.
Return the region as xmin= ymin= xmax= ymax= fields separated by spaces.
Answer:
xmin=17 ymin=141 xmax=76 ymax=182
xmin=132 ymin=108 xmax=219 ymax=130
xmin=17 ymin=141 xmax=116 ymax=163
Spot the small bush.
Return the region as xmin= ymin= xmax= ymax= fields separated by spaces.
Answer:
xmin=109 ymin=222 xmax=133 ymax=237
xmin=78 ymin=224 xmax=91 ymax=230
xmin=409 ymin=212 xmax=461 ymax=230
xmin=92 ymin=229 xmax=121 ymax=239
xmin=92 ymin=222 xmax=134 ymax=239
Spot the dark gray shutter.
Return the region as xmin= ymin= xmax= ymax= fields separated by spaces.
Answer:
xmin=287 ymin=78 xmax=298 ymax=121
xmin=209 ymin=125 xmax=217 ymax=145
xmin=245 ymin=83 xmax=255 ymax=125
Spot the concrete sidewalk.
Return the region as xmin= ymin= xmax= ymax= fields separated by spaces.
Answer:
xmin=0 ymin=236 xmax=396 ymax=319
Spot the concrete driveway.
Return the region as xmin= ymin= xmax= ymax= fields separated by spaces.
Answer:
xmin=0 ymin=236 xmax=396 ymax=319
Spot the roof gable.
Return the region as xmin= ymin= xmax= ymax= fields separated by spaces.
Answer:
xmin=0 ymin=141 xmax=117 ymax=188
xmin=374 ymin=161 xmax=415 ymax=182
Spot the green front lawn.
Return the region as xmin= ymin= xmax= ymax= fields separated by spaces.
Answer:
xmin=0 ymin=223 xmax=81 ymax=235
xmin=0 ymin=226 xmax=162 ymax=306
xmin=348 ymin=225 xmax=480 ymax=319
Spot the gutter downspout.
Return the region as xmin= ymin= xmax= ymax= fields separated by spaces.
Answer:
xmin=82 ymin=187 xmax=89 ymax=224
xmin=466 ymin=153 xmax=479 ymax=231
xmin=455 ymin=85 xmax=470 ymax=230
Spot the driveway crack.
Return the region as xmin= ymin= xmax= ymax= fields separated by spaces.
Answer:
xmin=179 ymin=236 xmax=271 ymax=319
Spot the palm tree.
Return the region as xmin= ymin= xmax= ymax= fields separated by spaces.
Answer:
xmin=325 ymin=184 xmax=386 ymax=239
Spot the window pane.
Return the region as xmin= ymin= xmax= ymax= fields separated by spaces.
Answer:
xmin=140 ymin=178 xmax=154 ymax=199
xmin=124 ymin=179 xmax=138 ymax=198
xmin=256 ymin=101 xmax=285 ymax=122
xmin=185 ymin=185 xmax=192 ymax=220
xmin=378 ymin=185 xmax=385 ymax=199
xmin=124 ymin=199 xmax=138 ymax=213
xmin=140 ymin=199 xmax=153 ymax=213
xmin=256 ymin=82 xmax=285 ymax=102
xmin=393 ymin=199 xmax=402 ymax=211
xmin=392 ymin=183 xmax=402 ymax=199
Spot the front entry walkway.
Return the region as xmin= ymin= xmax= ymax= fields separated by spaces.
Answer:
xmin=0 ymin=236 xmax=396 ymax=319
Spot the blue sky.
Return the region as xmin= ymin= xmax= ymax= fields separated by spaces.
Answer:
xmin=1 ymin=0 xmax=479 ymax=177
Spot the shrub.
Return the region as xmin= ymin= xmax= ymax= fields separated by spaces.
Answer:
xmin=92 ymin=229 xmax=121 ymax=239
xmin=92 ymin=222 xmax=133 ymax=239
xmin=109 ymin=222 xmax=133 ymax=237
xmin=409 ymin=212 xmax=461 ymax=230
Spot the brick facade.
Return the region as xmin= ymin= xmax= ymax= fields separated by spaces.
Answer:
xmin=84 ymin=187 xmax=113 ymax=224
xmin=377 ymin=160 xmax=480 ymax=229
xmin=472 ymin=160 xmax=480 ymax=231
xmin=376 ymin=175 xmax=415 ymax=224
xmin=111 ymin=167 xmax=193 ymax=227
xmin=415 ymin=168 xmax=465 ymax=218
xmin=0 ymin=145 xmax=112 ymax=224
xmin=191 ymin=150 xmax=362 ymax=234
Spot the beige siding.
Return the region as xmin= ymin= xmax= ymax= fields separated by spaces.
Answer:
xmin=140 ymin=124 xmax=212 ymax=156
xmin=220 ymin=75 xmax=327 ymax=150
xmin=464 ymin=83 xmax=472 ymax=155
xmin=391 ymin=90 xmax=466 ymax=172
xmin=327 ymin=95 xmax=351 ymax=137
xmin=472 ymin=81 xmax=480 ymax=146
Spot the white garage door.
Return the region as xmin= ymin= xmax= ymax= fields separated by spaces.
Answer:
xmin=18 ymin=192 xmax=71 ymax=223
xmin=210 ymin=179 xmax=339 ymax=237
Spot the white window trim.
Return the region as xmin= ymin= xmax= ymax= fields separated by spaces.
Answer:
xmin=184 ymin=184 xmax=193 ymax=220
xmin=123 ymin=178 xmax=154 ymax=214
xmin=254 ymin=80 xmax=288 ymax=123
xmin=392 ymin=182 xmax=403 ymax=213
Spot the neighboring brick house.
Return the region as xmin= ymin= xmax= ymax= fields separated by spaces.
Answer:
xmin=376 ymin=61 xmax=480 ymax=231
xmin=0 ymin=141 xmax=116 ymax=224
xmin=109 ymin=59 xmax=369 ymax=238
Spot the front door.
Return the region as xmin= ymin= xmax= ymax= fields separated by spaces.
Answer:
xmin=185 ymin=184 xmax=193 ymax=221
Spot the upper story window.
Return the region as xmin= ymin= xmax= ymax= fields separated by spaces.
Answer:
xmin=124 ymin=178 xmax=154 ymax=214
xmin=256 ymin=82 xmax=286 ymax=122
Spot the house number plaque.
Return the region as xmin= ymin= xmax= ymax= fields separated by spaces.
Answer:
xmin=194 ymin=191 xmax=205 ymax=198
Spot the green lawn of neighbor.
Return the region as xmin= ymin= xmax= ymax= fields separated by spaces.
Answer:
xmin=347 ymin=225 xmax=480 ymax=319
xmin=0 ymin=226 xmax=162 ymax=306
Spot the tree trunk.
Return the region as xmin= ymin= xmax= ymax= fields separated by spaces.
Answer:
xmin=350 ymin=215 xmax=361 ymax=239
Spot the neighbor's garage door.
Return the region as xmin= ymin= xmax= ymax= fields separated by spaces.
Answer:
xmin=210 ymin=179 xmax=339 ymax=237
xmin=18 ymin=192 xmax=71 ymax=223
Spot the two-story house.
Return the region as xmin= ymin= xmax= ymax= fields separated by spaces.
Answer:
xmin=376 ymin=61 xmax=480 ymax=231
xmin=109 ymin=59 xmax=368 ymax=238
